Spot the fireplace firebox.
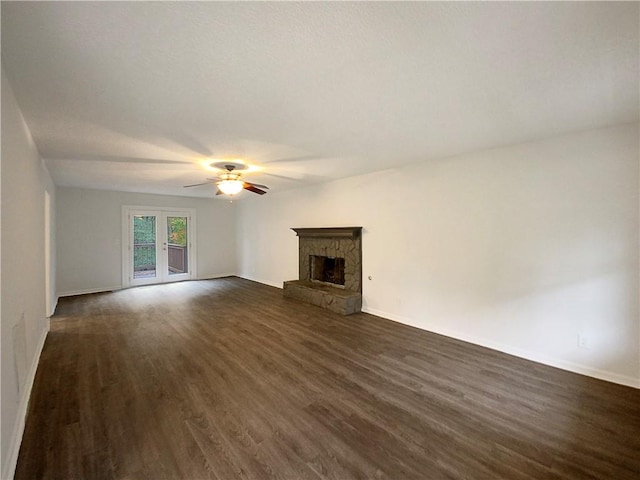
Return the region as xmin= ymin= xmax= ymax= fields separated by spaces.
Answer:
xmin=310 ymin=255 xmax=345 ymax=286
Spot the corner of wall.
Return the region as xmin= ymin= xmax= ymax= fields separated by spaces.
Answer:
xmin=1 ymin=63 xmax=57 ymax=476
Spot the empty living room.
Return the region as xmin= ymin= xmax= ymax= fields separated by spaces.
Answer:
xmin=1 ymin=2 xmax=639 ymax=479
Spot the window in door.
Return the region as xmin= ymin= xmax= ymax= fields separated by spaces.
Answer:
xmin=167 ymin=216 xmax=188 ymax=276
xmin=133 ymin=215 xmax=157 ymax=280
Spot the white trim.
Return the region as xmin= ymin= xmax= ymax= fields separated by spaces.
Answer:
xmin=362 ymin=306 xmax=640 ymax=389
xmin=121 ymin=205 xmax=130 ymax=288
xmin=236 ymin=275 xmax=283 ymax=289
xmin=1 ymin=323 xmax=50 ymax=480
xmin=57 ymin=277 xmax=243 ymax=297
xmin=44 ymin=190 xmax=54 ymax=316
xmin=49 ymin=295 xmax=59 ymax=317
xmin=57 ymin=285 xmax=122 ymax=297
xmin=195 ymin=273 xmax=237 ymax=281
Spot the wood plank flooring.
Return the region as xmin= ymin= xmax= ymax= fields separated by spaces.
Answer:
xmin=15 ymin=277 xmax=640 ymax=479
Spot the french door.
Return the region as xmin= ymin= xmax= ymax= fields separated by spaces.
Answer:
xmin=123 ymin=207 xmax=196 ymax=287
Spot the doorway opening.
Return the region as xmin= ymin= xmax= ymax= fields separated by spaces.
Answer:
xmin=122 ymin=207 xmax=196 ymax=287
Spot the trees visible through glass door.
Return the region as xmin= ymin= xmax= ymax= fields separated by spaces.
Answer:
xmin=133 ymin=215 xmax=157 ymax=279
xmin=126 ymin=208 xmax=194 ymax=287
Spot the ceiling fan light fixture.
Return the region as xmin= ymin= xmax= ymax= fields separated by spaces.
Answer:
xmin=217 ymin=179 xmax=244 ymax=195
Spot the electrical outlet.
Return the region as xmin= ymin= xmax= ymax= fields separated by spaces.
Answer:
xmin=577 ymin=334 xmax=589 ymax=349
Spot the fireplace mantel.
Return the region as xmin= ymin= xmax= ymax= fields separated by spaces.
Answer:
xmin=291 ymin=227 xmax=362 ymax=239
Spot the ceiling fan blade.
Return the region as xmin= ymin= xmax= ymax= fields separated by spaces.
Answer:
xmin=259 ymin=172 xmax=298 ymax=181
xmin=263 ymin=155 xmax=318 ymax=164
xmin=48 ymin=154 xmax=191 ymax=165
xmin=243 ymin=184 xmax=267 ymax=195
xmin=183 ymin=181 xmax=213 ymax=188
xmin=216 ymin=188 xmax=224 ymax=195
xmin=243 ymin=181 xmax=269 ymax=189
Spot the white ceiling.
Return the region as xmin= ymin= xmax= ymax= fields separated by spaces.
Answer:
xmin=2 ymin=2 xmax=638 ymax=198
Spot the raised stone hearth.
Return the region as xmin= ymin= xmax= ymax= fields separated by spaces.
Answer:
xmin=283 ymin=281 xmax=362 ymax=315
xmin=283 ymin=227 xmax=362 ymax=315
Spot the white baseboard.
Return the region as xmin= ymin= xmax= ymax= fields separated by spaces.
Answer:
xmin=362 ymin=306 xmax=640 ymax=389
xmin=47 ymin=296 xmax=59 ymax=317
xmin=57 ymin=285 xmax=122 ymax=297
xmin=196 ymin=273 xmax=237 ymax=281
xmin=236 ymin=275 xmax=283 ymax=289
xmin=1 ymin=322 xmax=50 ymax=480
xmin=58 ymin=276 xmax=243 ymax=297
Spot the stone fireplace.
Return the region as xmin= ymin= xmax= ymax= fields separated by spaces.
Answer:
xmin=283 ymin=227 xmax=362 ymax=315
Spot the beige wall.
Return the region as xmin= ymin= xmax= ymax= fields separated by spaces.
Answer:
xmin=56 ymin=187 xmax=237 ymax=295
xmin=1 ymin=64 xmax=56 ymax=478
xmin=237 ymin=123 xmax=640 ymax=387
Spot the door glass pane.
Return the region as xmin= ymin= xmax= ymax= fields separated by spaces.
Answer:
xmin=167 ymin=216 xmax=188 ymax=275
xmin=133 ymin=215 xmax=156 ymax=279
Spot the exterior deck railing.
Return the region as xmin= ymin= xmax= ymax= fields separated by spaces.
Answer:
xmin=133 ymin=243 xmax=187 ymax=274
xmin=168 ymin=244 xmax=187 ymax=274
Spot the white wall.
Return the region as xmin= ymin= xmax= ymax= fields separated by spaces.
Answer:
xmin=1 ymin=65 xmax=56 ymax=479
xmin=56 ymin=187 xmax=237 ymax=295
xmin=237 ymin=123 xmax=640 ymax=387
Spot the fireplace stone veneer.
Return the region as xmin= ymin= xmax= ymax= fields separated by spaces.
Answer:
xmin=283 ymin=227 xmax=362 ymax=315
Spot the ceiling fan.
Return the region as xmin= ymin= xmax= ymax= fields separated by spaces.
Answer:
xmin=183 ymin=163 xmax=269 ymax=196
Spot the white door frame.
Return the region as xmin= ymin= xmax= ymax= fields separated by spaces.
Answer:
xmin=44 ymin=190 xmax=55 ymax=316
xmin=121 ymin=205 xmax=197 ymax=288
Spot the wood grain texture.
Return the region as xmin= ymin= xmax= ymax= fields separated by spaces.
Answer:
xmin=15 ymin=277 xmax=640 ymax=479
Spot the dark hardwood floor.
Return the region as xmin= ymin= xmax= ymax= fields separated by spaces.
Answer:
xmin=15 ymin=277 xmax=640 ymax=479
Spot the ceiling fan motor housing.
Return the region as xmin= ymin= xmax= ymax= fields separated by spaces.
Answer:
xmin=219 ymin=171 xmax=242 ymax=182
